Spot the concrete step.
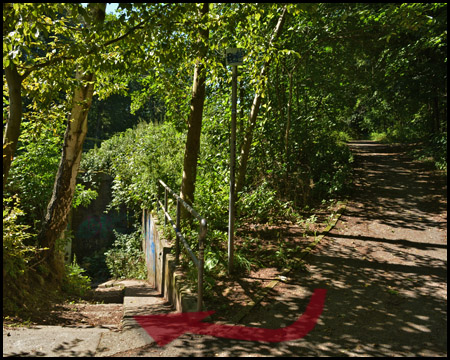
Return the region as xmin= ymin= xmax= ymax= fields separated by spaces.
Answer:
xmin=95 ymin=279 xmax=175 ymax=356
xmin=3 ymin=280 xmax=178 ymax=357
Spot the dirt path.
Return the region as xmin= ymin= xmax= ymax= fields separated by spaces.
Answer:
xmin=288 ymin=140 xmax=448 ymax=356
xmin=133 ymin=140 xmax=446 ymax=357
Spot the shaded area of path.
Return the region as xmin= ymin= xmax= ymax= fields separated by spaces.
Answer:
xmin=292 ymin=140 xmax=447 ymax=356
xmin=137 ymin=140 xmax=446 ymax=357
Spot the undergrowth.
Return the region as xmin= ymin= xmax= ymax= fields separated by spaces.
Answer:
xmin=3 ymin=198 xmax=100 ymax=324
xmin=104 ymin=229 xmax=147 ymax=280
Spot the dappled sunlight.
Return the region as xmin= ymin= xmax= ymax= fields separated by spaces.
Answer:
xmin=3 ymin=2 xmax=446 ymax=357
xmin=159 ymin=141 xmax=446 ymax=357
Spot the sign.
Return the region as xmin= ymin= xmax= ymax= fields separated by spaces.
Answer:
xmin=134 ymin=288 xmax=327 ymax=346
xmin=226 ymin=48 xmax=245 ymax=66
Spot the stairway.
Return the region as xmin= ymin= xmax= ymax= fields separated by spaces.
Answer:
xmin=95 ymin=279 xmax=174 ymax=356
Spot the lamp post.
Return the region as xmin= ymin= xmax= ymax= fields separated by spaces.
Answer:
xmin=226 ymin=48 xmax=244 ymax=274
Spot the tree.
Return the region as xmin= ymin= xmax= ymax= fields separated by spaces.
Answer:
xmin=3 ymin=3 xmax=156 ymax=278
xmin=3 ymin=3 xmax=147 ymax=189
xmin=180 ymin=3 xmax=210 ymax=216
xmin=38 ymin=3 xmax=106 ymax=278
xmin=3 ymin=3 xmax=59 ymax=189
xmin=3 ymin=64 xmax=24 ymax=191
xmin=5 ymin=3 xmax=446 ymax=284
xmin=235 ymin=5 xmax=288 ymax=195
xmin=3 ymin=3 xmax=88 ymax=189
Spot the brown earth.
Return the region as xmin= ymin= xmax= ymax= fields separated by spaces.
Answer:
xmin=203 ymin=198 xmax=345 ymax=325
xmin=3 ymin=283 xmax=125 ymax=330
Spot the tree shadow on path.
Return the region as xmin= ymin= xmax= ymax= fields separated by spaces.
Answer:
xmin=158 ymin=141 xmax=446 ymax=357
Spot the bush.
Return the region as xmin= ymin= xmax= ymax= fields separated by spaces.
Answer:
xmin=194 ymin=158 xmax=230 ymax=230
xmin=428 ymin=133 xmax=447 ymax=170
xmin=238 ymin=179 xmax=281 ymax=224
xmin=104 ymin=229 xmax=147 ymax=279
xmin=416 ymin=132 xmax=447 ymax=171
xmin=309 ymin=136 xmax=354 ymax=198
xmin=370 ymin=131 xmax=388 ymax=142
xmin=81 ymin=121 xmax=185 ymax=213
xmin=5 ymin=116 xmax=98 ymax=231
xmin=62 ymin=255 xmax=92 ymax=298
xmin=3 ymin=197 xmax=40 ymax=280
xmin=6 ymin=133 xmax=62 ymax=228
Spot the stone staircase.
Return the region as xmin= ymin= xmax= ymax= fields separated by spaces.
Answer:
xmin=95 ymin=279 xmax=174 ymax=356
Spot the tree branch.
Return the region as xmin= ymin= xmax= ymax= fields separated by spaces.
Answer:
xmin=17 ymin=19 xmax=148 ymax=76
xmin=101 ymin=20 xmax=147 ymax=48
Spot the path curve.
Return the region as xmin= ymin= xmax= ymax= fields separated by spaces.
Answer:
xmin=112 ymin=140 xmax=447 ymax=357
xmin=301 ymin=140 xmax=447 ymax=356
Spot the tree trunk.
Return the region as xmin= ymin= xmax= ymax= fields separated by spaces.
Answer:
xmin=285 ymin=72 xmax=293 ymax=175
xmin=3 ymin=64 xmax=24 ymax=190
xmin=38 ymin=71 xmax=96 ymax=270
xmin=180 ymin=3 xmax=209 ymax=218
xmin=38 ymin=3 xmax=106 ymax=279
xmin=235 ymin=6 xmax=288 ymax=196
xmin=276 ymin=62 xmax=284 ymax=130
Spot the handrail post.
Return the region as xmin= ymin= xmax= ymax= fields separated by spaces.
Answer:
xmin=197 ymin=218 xmax=207 ymax=311
xmin=154 ymin=179 xmax=207 ymax=312
xmin=142 ymin=208 xmax=146 ymax=252
xmin=164 ymin=187 xmax=168 ymax=226
xmin=175 ymin=198 xmax=181 ymax=265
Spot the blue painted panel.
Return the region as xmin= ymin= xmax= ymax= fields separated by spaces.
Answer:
xmin=147 ymin=213 xmax=156 ymax=286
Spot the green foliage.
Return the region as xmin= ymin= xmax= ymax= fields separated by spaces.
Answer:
xmin=6 ymin=118 xmax=64 ymax=228
xmin=234 ymin=251 xmax=255 ymax=273
xmin=371 ymin=129 xmax=447 ymax=171
xmin=308 ymin=133 xmax=354 ymax=198
xmin=4 ymin=4 xmax=446 ymax=310
xmin=425 ymin=133 xmax=447 ymax=171
xmin=238 ymin=179 xmax=282 ymax=224
xmin=411 ymin=133 xmax=447 ymax=171
xmin=204 ymin=250 xmax=220 ymax=272
xmin=104 ymin=229 xmax=147 ymax=279
xmin=246 ymin=111 xmax=354 ymax=211
xmin=62 ymin=255 xmax=92 ymax=298
xmin=194 ymin=148 xmax=230 ymax=230
xmin=81 ymin=121 xmax=185 ymax=213
xmin=72 ymin=184 xmax=98 ymax=209
xmin=5 ymin=109 xmax=97 ymax=229
xmin=3 ymin=197 xmax=44 ymax=280
xmin=85 ymin=85 xmax=165 ymax=150
xmin=370 ymin=131 xmax=388 ymax=143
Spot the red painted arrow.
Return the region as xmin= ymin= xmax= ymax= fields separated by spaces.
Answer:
xmin=134 ymin=288 xmax=326 ymax=346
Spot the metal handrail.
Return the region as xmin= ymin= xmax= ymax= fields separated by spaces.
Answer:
xmin=155 ymin=179 xmax=207 ymax=311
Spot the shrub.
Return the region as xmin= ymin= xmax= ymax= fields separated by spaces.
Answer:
xmin=104 ymin=229 xmax=147 ymax=279
xmin=81 ymin=121 xmax=185 ymax=212
xmin=6 ymin=133 xmax=62 ymax=228
xmin=3 ymin=197 xmax=41 ymax=280
xmin=238 ymin=179 xmax=281 ymax=224
xmin=428 ymin=133 xmax=447 ymax=171
xmin=62 ymin=255 xmax=92 ymax=298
